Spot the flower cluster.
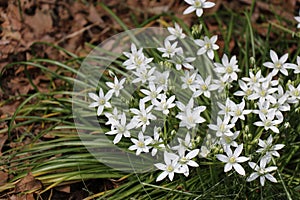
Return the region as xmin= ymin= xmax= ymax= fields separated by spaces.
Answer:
xmin=87 ymin=1 xmax=299 ymax=187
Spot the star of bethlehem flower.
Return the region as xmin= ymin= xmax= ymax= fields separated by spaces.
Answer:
xmin=123 ymin=43 xmax=153 ymax=70
xmin=104 ymin=107 xmax=121 ymax=126
xmin=247 ymin=157 xmax=278 ymax=186
xmin=88 ymin=88 xmax=112 ymax=116
xmin=253 ymin=109 xmax=281 ymax=133
xmin=216 ymin=144 xmax=249 ymax=176
xmin=181 ymin=70 xmax=198 ymax=92
xmin=169 ymin=54 xmax=195 ymax=70
xmin=176 ymin=100 xmax=206 ymax=129
xmin=153 ymin=70 xmax=170 ymax=91
xmin=229 ymin=99 xmax=252 ymax=123
xmin=183 ymin=0 xmax=215 ymax=17
xmin=106 ymin=112 xmax=135 ymax=144
xmin=199 ymin=146 xmax=210 ymax=158
xmin=130 ymin=100 xmax=157 ymax=132
xmin=248 ymin=80 xmax=278 ymax=104
xmin=208 ymin=116 xmax=235 ymax=137
xmin=193 ymin=75 xmax=218 ymax=98
xmin=152 ymin=94 xmax=176 ymax=115
xmin=253 ymin=100 xmax=276 ymax=122
xmin=151 ymin=127 xmax=165 ymax=156
xmin=157 ymin=39 xmax=182 ymax=58
xmin=219 ymin=131 xmax=239 ymax=149
xmin=132 ymin=67 xmax=156 ymax=83
xmin=263 ymin=50 xmax=290 ymax=77
xmin=154 ymin=152 xmax=182 ymax=181
xmin=106 ymin=76 xmax=126 ymax=97
xmin=172 ymin=132 xmax=193 ymax=151
xmin=214 ymin=54 xmax=240 ymax=82
xmin=178 ymin=148 xmax=199 ymax=176
xmin=166 ymin=22 xmax=186 ymax=41
xmin=287 ymin=84 xmax=300 ymax=104
xmin=128 ymin=131 xmax=152 ymax=155
xmin=140 ymin=82 xmax=164 ymax=104
xmin=286 ymin=56 xmax=300 ymax=74
xmin=242 ymin=70 xmax=264 ymax=89
xmin=217 ymin=98 xmax=235 ymax=117
xmin=234 ymin=80 xmax=253 ymax=98
xmin=256 ymin=135 xmax=284 ymax=162
xmin=194 ymin=35 xmax=219 ymax=60
xmin=295 ymin=9 xmax=300 ymax=28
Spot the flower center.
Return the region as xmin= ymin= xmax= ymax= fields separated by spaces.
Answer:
xmin=226 ymin=66 xmax=233 ymax=73
xmin=258 ymin=168 xmax=266 ymax=175
xmin=187 ymin=78 xmax=193 ymax=85
xmin=275 ymin=62 xmax=282 ymax=69
xmin=201 ymin=84 xmax=208 ymax=91
xmin=220 ymin=124 xmax=226 ymax=132
xmin=137 ymin=141 xmax=145 ymax=148
xmin=235 ymin=109 xmax=242 ymax=116
xmin=194 ymin=0 xmax=202 ymax=8
xmin=229 ymin=156 xmax=236 ymax=163
xmin=150 ymin=91 xmax=157 ymax=99
xmin=180 ymin=157 xmax=188 ymax=164
xmin=292 ymin=90 xmax=299 ymax=97
xmin=224 ymin=136 xmax=232 ymax=143
xmin=265 ymin=120 xmax=272 ymax=127
xmin=99 ymin=98 xmax=106 ymax=105
xmin=205 ymin=43 xmax=211 ymax=49
xmin=166 ymin=164 xmax=174 ymax=172
xmin=140 ymin=116 xmax=148 ymax=123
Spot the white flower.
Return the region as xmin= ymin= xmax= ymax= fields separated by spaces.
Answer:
xmin=123 ymin=43 xmax=153 ymax=70
xmin=216 ymin=144 xmax=249 ymax=176
xmin=88 ymin=88 xmax=112 ymax=116
xmin=106 ymin=76 xmax=126 ymax=97
xmin=178 ymin=148 xmax=199 ymax=176
xmin=157 ymin=39 xmax=182 ymax=58
xmin=130 ymin=100 xmax=157 ymax=132
xmin=199 ymin=146 xmax=210 ymax=158
xmin=129 ymin=131 xmax=152 ymax=155
xmin=253 ymin=109 xmax=281 ymax=133
xmin=153 ymin=70 xmax=170 ymax=91
xmin=287 ymin=84 xmax=300 ymax=104
xmin=217 ymin=98 xmax=235 ymax=117
xmin=214 ymin=55 xmax=240 ymax=82
xmin=253 ymin=100 xmax=276 ymax=121
xmin=248 ymin=80 xmax=278 ymax=104
xmin=193 ymin=75 xmax=218 ymax=98
xmin=151 ymin=127 xmax=165 ymax=156
xmin=194 ymin=35 xmax=219 ymax=60
xmin=234 ymin=80 xmax=253 ymax=98
xmin=183 ymin=0 xmax=215 ymax=17
xmin=153 ymin=94 xmax=176 ymax=115
xmin=104 ymin=107 xmax=121 ymax=126
xmin=247 ymin=158 xmax=278 ymax=186
xmin=295 ymin=10 xmax=300 ymax=28
xmin=154 ymin=152 xmax=181 ymax=181
xmin=172 ymin=132 xmax=193 ymax=151
xmin=242 ymin=70 xmax=264 ymax=89
xmin=286 ymin=56 xmax=300 ymax=74
xmin=208 ymin=116 xmax=235 ymax=137
xmin=229 ymin=99 xmax=252 ymax=123
xmin=106 ymin=113 xmax=135 ymax=144
xmin=140 ymin=82 xmax=164 ymax=103
xmin=263 ymin=50 xmax=290 ymax=76
xmin=219 ymin=131 xmax=239 ymax=149
xmin=132 ymin=67 xmax=156 ymax=83
xmin=169 ymin=54 xmax=195 ymax=70
xmin=181 ymin=70 xmax=198 ymax=92
xmin=176 ymin=104 xmax=206 ymax=129
xmin=166 ymin=23 xmax=186 ymax=41
xmin=256 ymin=135 xmax=285 ymax=162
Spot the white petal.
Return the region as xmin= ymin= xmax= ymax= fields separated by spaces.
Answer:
xmin=233 ymin=163 xmax=246 ymax=176
xmin=265 ymin=174 xmax=277 ymax=183
xmin=260 ymin=176 xmax=266 ymax=186
xmin=247 ymin=173 xmax=259 ymax=182
xmin=113 ymin=134 xmax=123 ymax=144
xmin=224 ymin=163 xmax=232 ymax=172
xmin=216 ymin=154 xmax=228 ymax=163
xmin=156 ymin=171 xmax=168 ymax=182
xmin=183 ymin=6 xmax=196 ymax=15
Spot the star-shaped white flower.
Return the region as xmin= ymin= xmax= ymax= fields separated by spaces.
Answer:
xmin=157 ymin=39 xmax=182 ymax=58
xmin=253 ymin=109 xmax=281 ymax=133
xmin=208 ymin=116 xmax=235 ymax=137
xmin=263 ymin=50 xmax=290 ymax=76
xmin=183 ymin=0 xmax=215 ymax=17
xmin=106 ymin=76 xmax=126 ymax=97
xmin=247 ymin=157 xmax=278 ymax=186
xmin=214 ymin=54 xmax=240 ymax=82
xmin=178 ymin=148 xmax=199 ymax=177
xmin=286 ymin=56 xmax=300 ymax=74
xmin=194 ymin=35 xmax=219 ymax=59
xmin=152 ymin=94 xmax=176 ymax=115
xmin=166 ymin=22 xmax=186 ymax=41
xmin=256 ymin=135 xmax=284 ymax=162
xmin=88 ymin=88 xmax=112 ymax=116
xmin=154 ymin=152 xmax=181 ymax=181
xmin=128 ymin=131 xmax=153 ymax=155
xmin=216 ymin=144 xmax=249 ymax=176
